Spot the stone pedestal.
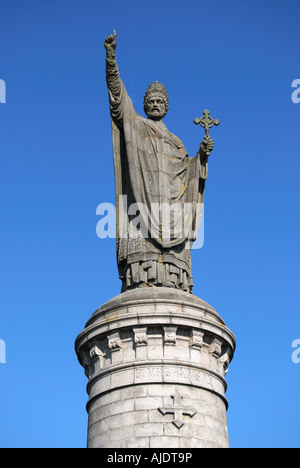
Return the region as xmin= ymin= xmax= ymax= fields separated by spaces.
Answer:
xmin=75 ymin=288 xmax=235 ymax=448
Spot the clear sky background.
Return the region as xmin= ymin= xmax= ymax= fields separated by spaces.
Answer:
xmin=1 ymin=0 xmax=299 ymax=448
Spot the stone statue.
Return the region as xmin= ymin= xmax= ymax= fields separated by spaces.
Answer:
xmin=104 ymin=31 xmax=217 ymax=293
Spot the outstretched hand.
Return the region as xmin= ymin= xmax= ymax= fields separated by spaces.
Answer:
xmin=104 ymin=30 xmax=117 ymax=51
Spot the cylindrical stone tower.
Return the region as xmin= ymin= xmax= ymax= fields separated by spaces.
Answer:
xmin=75 ymin=287 xmax=235 ymax=448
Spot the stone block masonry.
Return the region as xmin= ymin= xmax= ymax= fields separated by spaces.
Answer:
xmin=75 ymin=287 xmax=235 ymax=448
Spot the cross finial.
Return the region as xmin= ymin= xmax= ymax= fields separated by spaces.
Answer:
xmin=194 ymin=109 xmax=220 ymax=135
xmin=194 ymin=109 xmax=220 ymax=157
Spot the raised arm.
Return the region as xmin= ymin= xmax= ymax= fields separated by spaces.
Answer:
xmin=104 ymin=30 xmax=132 ymax=127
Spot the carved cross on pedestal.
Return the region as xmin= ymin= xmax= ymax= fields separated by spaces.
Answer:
xmin=158 ymin=395 xmax=196 ymax=429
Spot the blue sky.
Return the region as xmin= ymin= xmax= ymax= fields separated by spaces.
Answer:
xmin=0 ymin=0 xmax=299 ymax=448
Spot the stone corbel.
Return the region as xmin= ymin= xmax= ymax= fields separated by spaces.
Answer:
xmin=189 ymin=330 xmax=204 ymax=349
xmin=80 ymin=349 xmax=93 ymax=379
xmin=219 ymin=347 xmax=231 ymax=374
xmin=80 ymin=345 xmax=105 ymax=378
xmin=108 ymin=332 xmax=123 ymax=352
xmin=163 ymin=326 xmax=177 ymax=346
xmin=133 ymin=327 xmax=148 ymax=346
xmin=90 ymin=345 xmax=106 ymax=373
xmin=208 ymin=338 xmax=223 ymax=357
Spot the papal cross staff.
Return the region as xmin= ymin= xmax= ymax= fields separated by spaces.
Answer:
xmin=194 ymin=109 xmax=220 ymax=157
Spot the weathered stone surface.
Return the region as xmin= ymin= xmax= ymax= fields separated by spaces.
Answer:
xmin=104 ymin=31 xmax=219 ymax=293
xmin=75 ymin=288 xmax=235 ymax=448
xmin=75 ymin=32 xmax=235 ymax=450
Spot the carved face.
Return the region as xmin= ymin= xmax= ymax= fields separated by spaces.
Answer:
xmin=144 ymin=93 xmax=167 ymax=120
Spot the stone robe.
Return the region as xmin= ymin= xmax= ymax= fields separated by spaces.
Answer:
xmin=106 ymin=57 xmax=208 ymax=292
